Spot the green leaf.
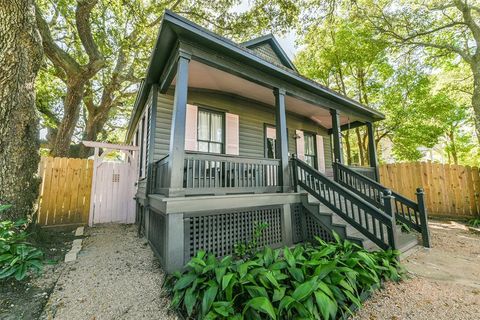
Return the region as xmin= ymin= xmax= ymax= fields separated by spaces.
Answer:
xmin=265 ymin=271 xmax=280 ymax=288
xmin=292 ymin=277 xmax=318 ymax=302
xmin=314 ymin=261 xmax=336 ymax=280
xmin=201 ymin=283 xmax=218 ymax=316
xmin=278 ymin=295 xmax=295 ymax=314
xmin=173 ymin=273 xmax=196 ymax=291
xmin=222 ymin=273 xmax=234 ymax=290
xmin=215 ymin=267 xmax=226 ymax=284
xmin=243 ymin=297 xmax=276 ymax=320
xmin=314 ymin=290 xmax=337 ymax=320
xmin=246 ymin=285 xmax=268 ymax=298
xmin=272 ymin=287 xmax=286 ymax=302
xmin=288 ymin=267 xmax=304 ymax=282
xmin=283 ymin=247 xmax=296 ymax=268
xmin=184 ymin=287 xmax=197 ymax=316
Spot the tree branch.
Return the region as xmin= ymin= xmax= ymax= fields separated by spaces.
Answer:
xmin=35 ymin=5 xmax=82 ymax=76
xmin=75 ymin=0 xmax=104 ymax=66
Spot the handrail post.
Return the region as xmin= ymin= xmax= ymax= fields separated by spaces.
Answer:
xmin=382 ymin=189 xmax=398 ymax=250
xmin=291 ymin=154 xmax=299 ymax=192
xmin=416 ymin=188 xmax=431 ymax=248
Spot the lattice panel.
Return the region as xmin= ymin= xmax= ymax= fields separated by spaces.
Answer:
xmin=291 ymin=203 xmax=335 ymax=244
xmin=304 ymin=212 xmax=334 ymax=243
xmin=290 ymin=203 xmax=304 ymax=244
xmin=186 ymin=206 xmax=283 ymax=259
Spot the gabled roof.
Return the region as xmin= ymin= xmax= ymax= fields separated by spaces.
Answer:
xmin=126 ymin=10 xmax=384 ymax=142
xmin=241 ymin=34 xmax=297 ymax=71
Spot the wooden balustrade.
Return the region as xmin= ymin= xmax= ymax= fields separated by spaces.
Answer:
xmin=151 ymin=152 xmax=282 ymax=196
xmin=183 ymin=152 xmax=281 ymax=195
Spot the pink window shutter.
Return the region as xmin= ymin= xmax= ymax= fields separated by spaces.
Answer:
xmin=184 ymin=104 xmax=198 ymax=151
xmin=316 ymin=135 xmax=326 ymax=173
xmin=296 ymin=130 xmax=305 ymax=160
xmin=225 ymin=113 xmax=239 ymax=155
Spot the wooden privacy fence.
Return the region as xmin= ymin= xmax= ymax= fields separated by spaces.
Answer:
xmin=37 ymin=157 xmax=94 ymax=226
xmin=379 ymin=162 xmax=480 ymax=218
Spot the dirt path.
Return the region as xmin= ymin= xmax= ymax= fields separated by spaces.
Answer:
xmin=354 ymin=220 xmax=480 ymax=320
xmin=41 ymin=224 xmax=177 ymax=320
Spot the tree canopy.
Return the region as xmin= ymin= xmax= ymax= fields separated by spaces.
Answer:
xmin=34 ymin=0 xmax=480 ymax=166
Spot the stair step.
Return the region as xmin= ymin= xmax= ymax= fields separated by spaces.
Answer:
xmin=301 ymin=193 xmax=417 ymax=253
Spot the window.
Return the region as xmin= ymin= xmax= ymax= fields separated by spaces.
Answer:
xmin=197 ymin=109 xmax=224 ymax=153
xmin=265 ymin=125 xmax=276 ymax=159
xmin=304 ymin=133 xmax=316 ymax=168
xmin=139 ymin=116 xmax=145 ymax=177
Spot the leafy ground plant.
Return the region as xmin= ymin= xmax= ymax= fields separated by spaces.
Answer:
xmin=164 ymin=233 xmax=403 ymax=319
xmin=468 ymin=218 xmax=480 ymax=228
xmin=0 ymin=205 xmax=44 ymax=281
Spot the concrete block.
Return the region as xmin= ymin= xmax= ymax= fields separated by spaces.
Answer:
xmin=64 ymin=251 xmax=77 ymax=262
xmin=75 ymin=226 xmax=84 ymax=236
xmin=72 ymin=239 xmax=82 ymax=248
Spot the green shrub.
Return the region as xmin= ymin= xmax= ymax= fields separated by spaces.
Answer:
xmin=0 ymin=205 xmax=44 ymax=281
xmin=164 ymin=233 xmax=403 ymax=319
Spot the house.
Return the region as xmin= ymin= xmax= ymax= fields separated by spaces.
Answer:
xmin=126 ymin=11 xmax=430 ymax=273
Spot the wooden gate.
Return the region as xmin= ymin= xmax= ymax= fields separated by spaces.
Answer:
xmin=37 ymin=157 xmax=93 ymax=226
xmin=85 ymin=141 xmax=138 ymax=226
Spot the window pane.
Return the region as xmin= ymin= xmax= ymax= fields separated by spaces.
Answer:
xmin=305 ymin=155 xmax=315 ymax=167
xmin=198 ymin=141 xmax=209 ymax=152
xmin=305 ymin=134 xmax=315 ymax=156
xmin=209 ymin=143 xmax=222 ymax=153
xmin=210 ymin=113 xmax=223 ymax=142
xmin=198 ymin=110 xmax=210 ymax=140
xmin=267 ymin=138 xmax=276 ymax=159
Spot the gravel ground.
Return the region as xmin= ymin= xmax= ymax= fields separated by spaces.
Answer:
xmin=41 ymin=224 xmax=177 ymax=320
xmin=354 ymin=220 xmax=480 ymax=320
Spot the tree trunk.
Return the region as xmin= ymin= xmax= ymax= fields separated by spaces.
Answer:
xmin=50 ymin=79 xmax=85 ymax=157
xmin=78 ymin=111 xmax=108 ymax=158
xmin=342 ymin=131 xmax=352 ymax=165
xmin=448 ymin=130 xmax=458 ymax=165
xmin=471 ymin=72 xmax=480 ymax=145
xmin=0 ymin=0 xmax=43 ymax=220
xmin=355 ymin=127 xmax=366 ymax=166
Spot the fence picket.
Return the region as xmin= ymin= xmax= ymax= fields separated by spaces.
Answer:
xmin=37 ymin=156 xmax=94 ymax=226
xmin=380 ymin=162 xmax=480 ymax=217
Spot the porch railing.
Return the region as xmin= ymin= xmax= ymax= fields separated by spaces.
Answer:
xmin=292 ymin=157 xmax=397 ymax=250
xmin=151 ymin=155 xmax=169 ymax=194
xmin=183 ymin=151 xmax=281 ymax=195
xmin=151 ymin=152 xmax=282 ymax=196
xmin=333 ymin=162 xmax=430 ymax=247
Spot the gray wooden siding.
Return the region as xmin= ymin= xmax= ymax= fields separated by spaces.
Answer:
xmin=153 ymin=89 xmax=332 ymax=170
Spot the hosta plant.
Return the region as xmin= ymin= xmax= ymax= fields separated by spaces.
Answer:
xmin=164 ymin=233 xmax=403 ymax=319
xmin=0 ymin=205 xmax=44 ymax=281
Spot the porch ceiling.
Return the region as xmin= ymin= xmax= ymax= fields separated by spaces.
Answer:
xmin=175 ymin=61 xmax=362 ymax=129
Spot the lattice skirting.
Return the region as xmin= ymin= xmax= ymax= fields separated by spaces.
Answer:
xmin=184 ymin=206 xmax=284 ymax=260
xmin=291 ymin=203 xmax=334 ymax=244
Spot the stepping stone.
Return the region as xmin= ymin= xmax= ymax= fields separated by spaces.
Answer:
xmin=72 ymin=239 xmax=83 ymax=248
xmin=75 ymin=226 xmax=84 ymax=236
xmin=64 ymin=251 xmax=77 ymax=262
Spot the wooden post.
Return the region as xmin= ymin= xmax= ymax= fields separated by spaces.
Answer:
xmin=274 ymin=88 xmax=291 ymax=192
xmin=88 ymin=147 xmax=100 ymax=227
xmin=330 ymin=109 xmax=343 ymax=181
xmin=291 ymin=154 xmax=299 ymax=192
xmin=167 ymin=54 xmax=190 ymax=196
xmin=382 ymin=189 xmax=398 ymax=250
xmin=366 ymin=122 xmax=380 ymax=182
xmin=416 ymin=188 xmax=431 ymax=248
xmin=164 ymin=212 xmax=185 ymax=273
xmin=147 ymin=84 xmax=158 ymax=195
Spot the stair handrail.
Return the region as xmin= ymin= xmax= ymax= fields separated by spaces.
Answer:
xmin=292 ymin=156 xmax=398 ymax=250
xmin=333 ymin=162 xmax=431 ymax=248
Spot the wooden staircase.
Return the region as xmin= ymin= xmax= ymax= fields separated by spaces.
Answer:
xmin=301 ymin=194 xmax=419 ymax=253
xmin=291 ymin=157 xmax=430 ymax=253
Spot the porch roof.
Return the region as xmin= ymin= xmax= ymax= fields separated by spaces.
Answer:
xmin=126 ymin=10 xmax=384 ymax=142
